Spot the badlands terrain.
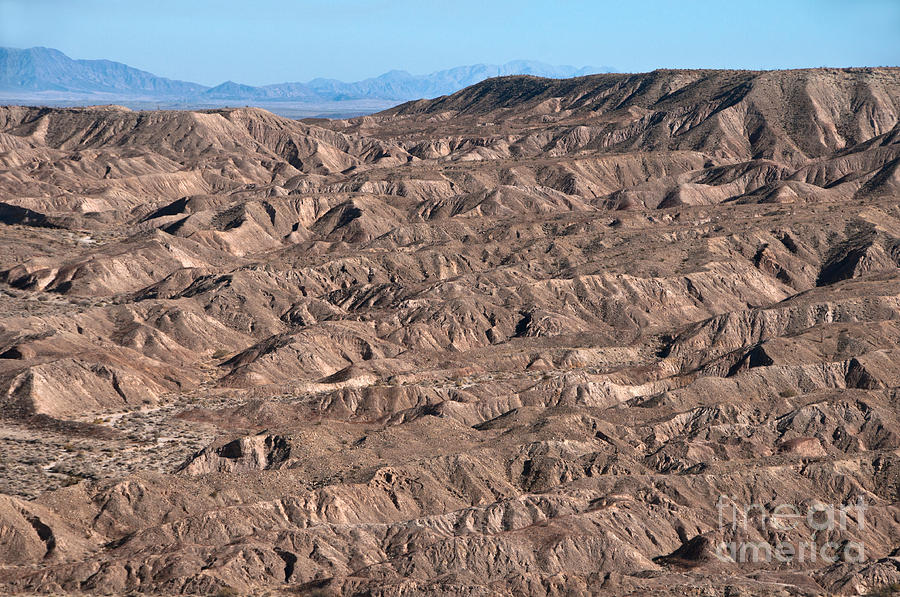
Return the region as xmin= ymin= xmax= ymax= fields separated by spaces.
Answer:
xmin=0 ymin=67 xmax=899 ymax=595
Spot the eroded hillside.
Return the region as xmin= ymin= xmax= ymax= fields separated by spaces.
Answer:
xmin=0 ymin=68 xmax=899 ymax=595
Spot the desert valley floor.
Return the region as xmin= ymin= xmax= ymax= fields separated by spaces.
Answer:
xmin=0 ymin=68 xmax=899 ymax=595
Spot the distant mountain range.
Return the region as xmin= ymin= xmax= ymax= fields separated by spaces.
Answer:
xmin=0 ymin=47 xmax=615 ymax=104
xmin=0 ymin=47 xmax=206 ymax=97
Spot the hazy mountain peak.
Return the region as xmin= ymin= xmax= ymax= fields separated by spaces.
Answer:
xmin=0 ymin=46 xmax=206 ymax=96
xmin=0 ymin=46 xmax=616 ymax=106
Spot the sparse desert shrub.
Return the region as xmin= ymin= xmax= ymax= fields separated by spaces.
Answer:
xmin=60 ymin=474 xmax=81 ymax=487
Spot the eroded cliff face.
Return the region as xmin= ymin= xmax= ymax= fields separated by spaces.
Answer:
xmin=0 ymin=68 xmax=899 ymax=595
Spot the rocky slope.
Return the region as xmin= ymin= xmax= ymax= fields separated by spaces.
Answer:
xmin=0 ymin=68 xmax=899 ymax=595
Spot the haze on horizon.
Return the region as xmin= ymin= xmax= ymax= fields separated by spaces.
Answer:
xmin=1 ymin=0 xmax=899 ymax=87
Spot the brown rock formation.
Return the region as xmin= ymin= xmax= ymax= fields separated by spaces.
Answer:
xmin=0 ymin=68 xmax=899 ymax=595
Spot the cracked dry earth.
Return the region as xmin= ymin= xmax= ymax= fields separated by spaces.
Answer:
xmin=0 ymin=68 xmax=900 ymax=596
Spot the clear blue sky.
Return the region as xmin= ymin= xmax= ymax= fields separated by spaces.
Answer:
xmin=1 ymin=0 xmax=898 ymax=86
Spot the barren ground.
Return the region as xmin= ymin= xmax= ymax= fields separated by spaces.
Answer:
xmin=0 ymin=68 xmax=899 ymax=595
